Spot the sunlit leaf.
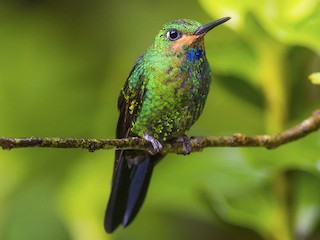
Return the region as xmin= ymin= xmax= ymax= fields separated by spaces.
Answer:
xmin=309 ymin=72 xmax=320 ymax=84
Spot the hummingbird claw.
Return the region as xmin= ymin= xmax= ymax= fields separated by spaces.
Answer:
xmin=143 ymin=134 xmax=163 ymax=155
xmin=178 ymin=135 xmax=192 ymax=155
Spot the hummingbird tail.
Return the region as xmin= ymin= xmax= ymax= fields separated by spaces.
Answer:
xmin=104 ymin=151 xmax=155 ymax=233
xmin=122 ymin=154 xmax=154 ymax=227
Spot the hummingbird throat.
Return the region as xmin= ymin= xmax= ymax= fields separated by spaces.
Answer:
xmin=185 ymin=48 xmax=203 ymax=61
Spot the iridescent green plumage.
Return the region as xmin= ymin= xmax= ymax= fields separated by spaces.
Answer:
xmin=105 ymin=17 xmax=230 ymax=233
xmin=131 ymin=20 xmax=211 ymax=141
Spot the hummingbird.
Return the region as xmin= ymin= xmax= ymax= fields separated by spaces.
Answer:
xmin=104 ymin=17 xmax=231 ymax=233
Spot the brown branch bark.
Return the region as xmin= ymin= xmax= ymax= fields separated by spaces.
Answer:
xmin=1 ymin=110 xmax=320 ymax=154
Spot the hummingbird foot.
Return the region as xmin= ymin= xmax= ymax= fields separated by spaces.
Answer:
xmin=143 ymin=134 xmax=163 ymax=155
xmin=177 ymin=135 xmax=192 ymax=155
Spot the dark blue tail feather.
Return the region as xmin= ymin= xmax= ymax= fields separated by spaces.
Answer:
xmin=104 ymin=151 xmax=154 ymax=233
xmin=104 ymin=152 xmax=131 ymax=233
xmin=122 ymin=157 xmax=153 ymax=226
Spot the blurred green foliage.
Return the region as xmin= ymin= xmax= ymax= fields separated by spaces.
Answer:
xmin=0 ymin=0 xmax=320 ymax=240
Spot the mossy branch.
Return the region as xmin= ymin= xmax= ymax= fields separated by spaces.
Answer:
xmin=1 ymin=110 xmax=320 ymax=154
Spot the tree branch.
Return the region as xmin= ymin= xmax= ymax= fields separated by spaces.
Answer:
xmin=1 ymin=110 xmax=320 ymax=154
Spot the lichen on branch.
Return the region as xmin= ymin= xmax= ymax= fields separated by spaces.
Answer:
xmin=1 ymin=110 xmax=320 ymax=154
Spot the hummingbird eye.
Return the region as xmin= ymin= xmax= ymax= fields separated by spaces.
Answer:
xmin=166 ymin=29 xmax=182 ymax=41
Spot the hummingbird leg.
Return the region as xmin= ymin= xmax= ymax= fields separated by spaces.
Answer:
xmin=177 ymin=135 xmax=192 ymax=155
xmin=143 ymin=134 xmax=163 ymax=155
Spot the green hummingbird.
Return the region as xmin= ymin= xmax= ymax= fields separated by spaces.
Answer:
xmin=104 ymin=17 xmax=231 ymax=233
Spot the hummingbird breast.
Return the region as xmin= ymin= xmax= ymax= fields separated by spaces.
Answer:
xmin=131 ymin=47 xmax=211 ymax=141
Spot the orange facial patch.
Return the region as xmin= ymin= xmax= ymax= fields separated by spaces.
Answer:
xmin=169 ymin=34 xmax=200 ymax=53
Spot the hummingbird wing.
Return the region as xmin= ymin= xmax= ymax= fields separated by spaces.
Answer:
xmin=115 ymin=55 xmax=145 ymax=141
xmin=105 ymin=55 xmax=162 ymax=233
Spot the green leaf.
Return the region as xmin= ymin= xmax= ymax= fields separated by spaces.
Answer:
xmin=309 ymin=72 xmax=320 ymax=84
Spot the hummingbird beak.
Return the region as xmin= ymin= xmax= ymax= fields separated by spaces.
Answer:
xmin=193 ymin=17 xmax=231 ymax=36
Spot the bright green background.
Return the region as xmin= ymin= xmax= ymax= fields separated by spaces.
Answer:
xmin=1 ymin=0 xmax=320 ymax=239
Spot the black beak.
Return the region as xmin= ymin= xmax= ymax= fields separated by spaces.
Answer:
xmin=194 ymin=17 xmax=231 ymax=36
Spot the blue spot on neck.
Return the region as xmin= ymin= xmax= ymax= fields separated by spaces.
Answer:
xmin=186 ymin=49 xmax=203 ymax=61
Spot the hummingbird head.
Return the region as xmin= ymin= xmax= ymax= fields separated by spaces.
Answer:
xmin=153 ymin=17 xmax=230 ymax=55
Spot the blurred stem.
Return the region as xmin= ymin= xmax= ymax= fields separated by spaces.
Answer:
xmin=259 ymin=42 xmax=287 ymax=134
xmin=258 ymin=42 xmax=292 ymax=240
xmin=271 ymin=172 xmax=293 ymax=240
